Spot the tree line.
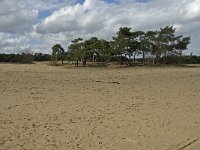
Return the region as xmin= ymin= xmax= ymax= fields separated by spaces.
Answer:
xmin=0 ymin=53 xmax=51 ymax=63
xmin=52 ymin=25 xmax=193 ymax=66
xmin=1 ymin=52 xmax=199 ymax=64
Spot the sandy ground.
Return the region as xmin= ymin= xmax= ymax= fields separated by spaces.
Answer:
xmin=0 ymin=63 xmax=200 ymax=150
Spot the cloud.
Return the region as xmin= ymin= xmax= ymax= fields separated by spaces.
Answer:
xmin=0 ymin=0 xmax=200 ymax=54
xmin=33 ymin=0 xmax=200 ymax=54
xmin=184 ymin=0 xmax=200 ymax=20
xmin=0 ymin=1 xmax=38 ymax=33
xmin=35 ymin=0 xmax=200 ymax=33
xmin=0 ymin=0 xmax=75 ymax=53
xmin=0 ymin=33 xmax=30 ymax=53
xmin=0 ymin=0 xmax=77 ymax=33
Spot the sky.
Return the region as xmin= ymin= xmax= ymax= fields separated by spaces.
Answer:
xmin=0 ymin=0 xmax=200 ymax=55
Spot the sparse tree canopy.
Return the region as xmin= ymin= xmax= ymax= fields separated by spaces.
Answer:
xmin=56 ymin=25 xmax=191 ymax=66
xmin=52 ymin=44 xmax=65 ymax=64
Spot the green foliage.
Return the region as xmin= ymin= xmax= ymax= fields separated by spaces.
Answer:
xmin=52 ymin=44 xmax=65 ymax=64
xmin=111 ymin=27 xmax=142 ymax=65
xmin=21 ymin=52 xmax=34 ymax=63
xmin=160 ymin=55 xmax=200 ymax=64
xmin=0 ymin=53 xmax=51 ymax=63
xmin=67 ymin=38 xmax=86 ymax=66
xmin=68 ymin=37 xmax=113 ymax=66
xmin=100 ymin=39 xmax=112 ymax=62
xmin=34 ymin=53 xmax=51 ymax=61
xmin=64 ymin=25 xmax=192 ymax=66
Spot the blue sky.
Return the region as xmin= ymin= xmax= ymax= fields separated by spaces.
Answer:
xmin=0 ymin=0 xmax=200 ymax=55
xmin=38 ymin=10 xmax=52 ymax=20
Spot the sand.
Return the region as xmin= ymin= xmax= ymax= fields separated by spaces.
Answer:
xmin=0 ymin=63 xmax=200 ymax=150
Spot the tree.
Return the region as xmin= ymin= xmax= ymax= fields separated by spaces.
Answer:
xmin=174 ymin=36 xmax=190 ymax=64
xmin=84 ymin=37 xmax=102 ymax=62
xmin=34 ymin=53 xmax=51 ymax=61
xmin=124 ymin=30 xmax=141 ymax=65
xmin=68 ymin=38 xmax=86 ymax=67
xmin=52 ymin=44 xmax=65 ymax=64
xmin=66 ymin=25 xmax=191 ymax=66
xmin=99 ymin=39 xmax=112 ymax=62
xmin=112 ymin=27 xmax=132 ymax=65
xmin=131 ymin=31 xmax=145 ymax=64
xmin=139 ymin=31 xmax=157 ymax=64
xmin=21 ymin=49 xmax=34 ymax=63
xmin=152 ymin=26 xmax=181 ymax=64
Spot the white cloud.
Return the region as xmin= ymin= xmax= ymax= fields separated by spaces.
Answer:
xmin=184 ymin=0 xmax=200 ymax=20
xmin=33 ymin=0 xmax=200 ymax=54
xmin=0 ymin=33 xmax=30 ymax=53
xmin=0 ymin=0 xmax=76 ymax=33
xmin=0 ymin=0 xmax=75 ymax=53
xmin=0 ymin=0 xmax=200 ymax=55
xmin=0 ymin=1 xmax=38 ymax=33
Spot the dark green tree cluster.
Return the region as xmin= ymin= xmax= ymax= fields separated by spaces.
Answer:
xmin=160 ymin=54 xmax=200 ymax=64
xmin=64 ymin=25 xmax=191 ymax=66
xmin=34 ymin=53 xmax=51 ymax=61
xmin=0 ymin=53 xmax=51 ymax=63
xmin=0 ymin=26 xmax=193 ymax=65
xmin=67 ymin=37 xmax=111 ymax=66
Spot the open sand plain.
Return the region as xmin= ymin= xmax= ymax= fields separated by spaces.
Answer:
xmin=0 ymin=63 xmax=200 ymax=150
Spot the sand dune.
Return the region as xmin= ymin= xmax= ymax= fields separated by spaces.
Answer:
xmin=0 ymin=63 xmax=200 ymax=150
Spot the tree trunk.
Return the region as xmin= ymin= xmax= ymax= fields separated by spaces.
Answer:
xmin=82 ymin=60 xmax=86 ymax=66
xmin=155 ymin=52 xmax=161 ymax=64
xmin=120 ymin=54 xmax=123 ymax=65
xmin=142 ymin=51 xmax=145 ymax=65
xmin=133 ymin=53 xmax=136 ymax=63
xmin=75 ymin=60 xmax=78 ymax=67
xmin=179 ymin=50 xmax=183 ymax=65
xmin=128 ymin=54 xmax=131 ymax=66
xmin=93 ymin=54 xmax=95 ymax=62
